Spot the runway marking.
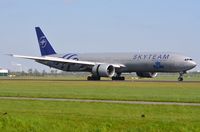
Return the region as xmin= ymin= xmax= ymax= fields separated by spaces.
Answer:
xmin=0 ymin=97 xmax=199 ymax=106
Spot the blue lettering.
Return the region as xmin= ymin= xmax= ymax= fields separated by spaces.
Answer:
xmin=157 ymin=55 xmax=162 ymax=60
xmin=149 ymin=54 xmax=152 ymax=59
xmin=152 ymin=55 xmax=157 ymax=60
xmin=133 ymin=54 xmax=170 ymax=60
xmin=163 ymin=54 xmax=170 ymax=59
xmin=144 ymin=55 xmax=147 ymax=59
xmin=133 ymin=55 xmax=137 ymax=60
xmin=138 ymin=55 xmax=142 ymax=59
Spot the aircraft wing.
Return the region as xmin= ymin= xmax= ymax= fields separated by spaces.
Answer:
xmin=10 ymin=54 xmax=125 ymax=68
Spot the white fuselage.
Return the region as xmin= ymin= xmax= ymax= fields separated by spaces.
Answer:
xmin=39 ymin=52 xmax=196 ymax=73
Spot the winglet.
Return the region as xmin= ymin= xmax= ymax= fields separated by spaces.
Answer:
xmin=35 ymin=27 xmax=56 ymax=56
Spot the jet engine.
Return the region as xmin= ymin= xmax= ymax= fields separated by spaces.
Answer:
xmin=136 ymin=72 xmax=158 ymax=78
xmin=92 ymin=64 xmax=115 ymax=77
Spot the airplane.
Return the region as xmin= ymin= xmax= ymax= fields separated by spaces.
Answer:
xmin=11 ymin=27 xmax=197 ymax=81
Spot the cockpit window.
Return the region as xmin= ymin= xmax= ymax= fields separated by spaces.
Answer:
xmin=184 ymin=58 xmax=193 ymax=61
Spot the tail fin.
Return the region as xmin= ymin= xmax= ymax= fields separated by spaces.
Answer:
xmin=35 ymin=27 xmax=56 ymax=56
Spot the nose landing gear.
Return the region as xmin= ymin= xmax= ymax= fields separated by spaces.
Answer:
xmin=178 ymin=76 xmax=183 ymax=81
xmin=178 ymin=71 xmax=186 ymax=81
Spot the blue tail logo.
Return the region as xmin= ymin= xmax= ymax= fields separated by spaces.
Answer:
xmin=39 ymin=36 xmax=47 ymax=48
xmin=35 ymin=27 xmax=56 ymax=56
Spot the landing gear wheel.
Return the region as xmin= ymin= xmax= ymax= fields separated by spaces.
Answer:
xmin=87 ymin=76 xmax=101 ymax=81
xmin=178 ymin=71 xmax=185 ymax=82
xmin=178 ymin=77 xmax=183 ymax=81
xmin=112 ymin=76 xmax=125 ymax=81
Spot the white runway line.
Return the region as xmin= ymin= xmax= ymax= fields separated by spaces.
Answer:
xmin=0 ymin=97 xmax=199 ymax=106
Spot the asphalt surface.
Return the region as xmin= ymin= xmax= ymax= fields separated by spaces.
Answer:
xmin=0 ymin=97 xmax=199 ymax=106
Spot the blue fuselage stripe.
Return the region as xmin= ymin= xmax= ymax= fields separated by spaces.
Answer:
xmin=62 ymin=53 xmax=72 ymax=58
xmin=67 ymin=54 xmax=77 ymax=59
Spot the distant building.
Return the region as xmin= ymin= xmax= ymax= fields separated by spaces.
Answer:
xmin=0 ymin=68 xmax=8 ymax=76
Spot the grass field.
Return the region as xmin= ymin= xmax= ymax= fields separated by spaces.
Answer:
xmin=0 ymin=76 xmax=200 ymax=131
xmin=0 ymin=79 xmax=199 ymax=103
xmin=0 ymin=100 xmax=199 ymax=132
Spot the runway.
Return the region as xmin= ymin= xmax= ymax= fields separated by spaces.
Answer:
xmin=0 ymin=97 xmax=199 ymax=106
xmin=1 ymin=78 xmax=200 ymax=83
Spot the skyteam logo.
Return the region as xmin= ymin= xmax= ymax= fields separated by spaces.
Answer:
xmin=39 ymin=36 xmax=47 ymax=48
xmin=153 ymin=61 xmax=164 ymax=69
xmin=62 ymin=53 xmax=79 ymax=60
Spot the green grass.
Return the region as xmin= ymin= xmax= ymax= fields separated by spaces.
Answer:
xmin=0 ymin=100 xmax=199 ymax=132
xmin=0 ymin=80 xmax=200 ymax=103
xmin=0 ymin=78 xmax=199 ymax=131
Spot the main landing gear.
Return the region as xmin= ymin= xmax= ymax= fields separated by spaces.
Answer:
xmin=87 ymin=76 xmax=101 ymax=81
xmin=178 ymin=71 xmax=186 ymax=82
xmin=112 ymin=73 xmax=125 ymax=81
xmin=87 ymin=73 xmax=125 ymax=81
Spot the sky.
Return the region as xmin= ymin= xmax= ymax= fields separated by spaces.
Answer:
xmin=0 ymin=0 xmax=200 ymax=72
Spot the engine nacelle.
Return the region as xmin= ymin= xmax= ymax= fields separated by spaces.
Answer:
xmin=136 ymin=72 xmax=158 ymax=78
xmin=92 ymin=64 xmax=115 ymax=77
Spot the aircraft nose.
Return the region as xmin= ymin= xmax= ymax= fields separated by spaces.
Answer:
xmin=189 ymin=61 xmax=197 ymax=69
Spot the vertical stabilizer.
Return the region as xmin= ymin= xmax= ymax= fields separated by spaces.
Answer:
xmin=35 ymin=27 xmax=56 ymax=56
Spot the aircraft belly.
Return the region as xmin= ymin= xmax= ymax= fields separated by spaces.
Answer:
xmin=125 ymin=62 xmax=155 ymax=72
